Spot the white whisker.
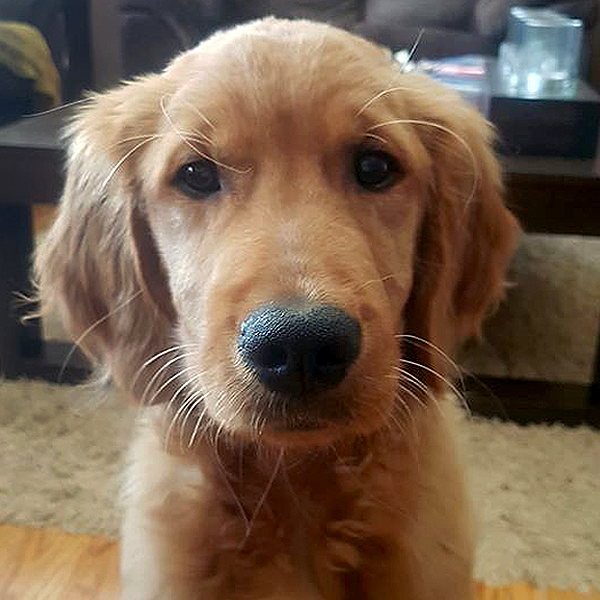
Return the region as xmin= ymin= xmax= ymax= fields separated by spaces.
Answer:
xmin=238 ymin=449 xmax=284 ymax=549
xmin=356 ymin=86 xmax=415 ymax=117
xmin=368 ymin=119 xmax=478 ymax=206
xmin=140 ymin=351 xmax=196 ymax=406
xmin=133 ymin=344 xmax=198 ymax=389
xmin=147 ymin=364 xmax=197 ymax=407
xmin=58 ymin=291 xmax=143 ymax=382
xmin=363 ymin=132 xmax=389 ymax=145
xmin=165 ymin=390 xmax=202 ymax=447
xmin=405 ymin=28 xmax=425 ymax=65
xmin=101 ymin=136 xmax=158 ymax=191
xmin=162 ymin=373 xmax=204 ymax=425
xmin=396 ymin=359 xmax=460 ymax=396
xmin=23 ymin=97 xmax=93 ymax=118
xmin=188 ymin=405 xmax=209 ymax=447
xmin=395 ymin=360 xmax=471 ymax=418
xmin=178 ymin=393 xmax=207 ymax=451
xmin=160 ymin=95 xmax=251 ymax=174
xmin=397 ymin=333 xmax=465 ymax=389
xmin=396 ymin=375 xmax=427 ymax=409
xmin=396 ymin=369 xmax=436 ymax=409
xmin=394 ymin=385 xmax=421 ymax=439
xmin=182 ymin=99 xmax=217 ymax=132
xmin=110 ymin=133 xmax=164 ymax=148
xmin=211 ymin=441 xmax=250 ymax=529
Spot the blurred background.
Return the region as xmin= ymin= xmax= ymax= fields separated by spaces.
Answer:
xmin=0 ymin=1 xmax=599 ymax=596
xmin=2 ymin=0 xmax=599 ymax=417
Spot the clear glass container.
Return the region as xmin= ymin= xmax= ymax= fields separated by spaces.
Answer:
xmin=498 ymin=7 xmax=582 ymax=98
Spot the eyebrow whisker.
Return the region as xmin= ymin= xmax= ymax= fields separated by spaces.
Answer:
xmin=363 ymin=132 xmax=390 ymax=145
xmin=182 ymin=99 xmax=217 ymax=132
xmin=160 ymin=95 xmax=251 ymax=175
xmin=356 ymin=86 xmax=415 ymax=117
xmin=102 ymin=136 xmax=159 ymax=191
xmin=368 ymin=118 xmax=478 ymax=207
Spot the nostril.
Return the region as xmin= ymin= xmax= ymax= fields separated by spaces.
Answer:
xmin=255 ymin=343 xmax=288 ymax=371
xmin=315 ymin=343 xmax=347 ymax=368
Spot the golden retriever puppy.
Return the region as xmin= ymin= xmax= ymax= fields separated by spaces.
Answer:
xmin=35 ymin=17 xmax=519 ymax=600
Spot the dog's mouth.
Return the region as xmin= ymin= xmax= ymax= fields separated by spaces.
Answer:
xmin=244 ymin=408 xmax=351 ymax=446
xmin=186 ymin=369 xmax=395 ymax=448
xmin=256 ymin=390 xmax=352 ymax=432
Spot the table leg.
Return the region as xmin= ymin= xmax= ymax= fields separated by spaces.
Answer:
xmin=0 ymin=204 xmax=42 ymax=378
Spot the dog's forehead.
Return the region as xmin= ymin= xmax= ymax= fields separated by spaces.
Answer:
xmin=165 ymin=21 xmax=397 ymax=149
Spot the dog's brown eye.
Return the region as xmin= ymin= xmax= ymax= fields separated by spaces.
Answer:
xmin=175 ymin=159 xmax=221 ymax=198
xmin=354 ymin=150 xmax=400 ymax=191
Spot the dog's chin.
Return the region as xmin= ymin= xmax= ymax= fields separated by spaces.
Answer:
xmin=209 ymin=394 xmax=390 ymax=448
xmin=257 ymin=414 xmax=347 ymax=447
xmin=231 ymin=418 xmax=355 ymax=448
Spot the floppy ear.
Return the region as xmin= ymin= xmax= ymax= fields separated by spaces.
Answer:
xmin=34 ymin=75 xmax=177 ymax=401
xmin=401 ymin=74 xmax=521 ymax=388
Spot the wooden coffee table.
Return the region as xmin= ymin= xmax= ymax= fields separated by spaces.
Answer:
xmin=1 ymin=110 xmax=598 ymax=422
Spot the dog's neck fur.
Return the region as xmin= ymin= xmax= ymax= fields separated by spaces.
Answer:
xmin=126 ymin=400 xmax=470 ymax=600
xmin=159 ymin=412 xmax=420 ymax=595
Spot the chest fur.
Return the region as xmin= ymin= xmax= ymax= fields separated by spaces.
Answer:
xmin=124 ymin=405 xmax=471 ymax=600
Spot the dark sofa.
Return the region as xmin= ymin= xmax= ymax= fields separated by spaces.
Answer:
xmin=0 ymin=0 xmax=597 ymax=125
xmin=118 ymin=0 xmax=597 ymax=77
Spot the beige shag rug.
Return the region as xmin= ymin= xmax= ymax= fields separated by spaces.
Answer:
xmin=459 ymin=234 xmax=600 ymax=384
xmin=0 ymin=377 xmax=598 ymax=592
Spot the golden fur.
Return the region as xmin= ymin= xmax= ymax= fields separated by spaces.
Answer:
xmin=35 ymin=18 xmax=520 ymax=600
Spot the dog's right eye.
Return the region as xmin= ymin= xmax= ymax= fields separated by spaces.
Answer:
xmin=174 ymin=159 xmax=221 ymax=198
xmin=354 ymin=149 xmax=401 ymax=192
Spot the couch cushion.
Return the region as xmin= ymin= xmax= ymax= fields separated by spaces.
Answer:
xmin=231 ymin=0 xmax=362 ymax=28
xmin=354 ymin=21 xmax=498 ymax=57
xmin=365 ymin=0 xmax=478 ymax=30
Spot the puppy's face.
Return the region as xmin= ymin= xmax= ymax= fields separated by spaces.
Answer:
xmin=38 ymin=19 xmax=519 ymax=447
xmin=138 ymin=23 xmax=428 ymax=444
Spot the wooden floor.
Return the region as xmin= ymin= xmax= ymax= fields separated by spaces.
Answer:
xmin=0 ymin=525 xmax=597 ymax=600
xmin=0 ymin=525 xmax=118 ymax=600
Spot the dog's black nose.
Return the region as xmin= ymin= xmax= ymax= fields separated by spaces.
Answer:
xmin=238 ymin=304 xmax=361 ymax=395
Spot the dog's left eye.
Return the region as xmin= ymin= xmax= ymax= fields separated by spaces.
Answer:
xmin=174 ymin=159 xmax=221 ymax=198
xmin=354 ymin=150 xmax=401 ymax=191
